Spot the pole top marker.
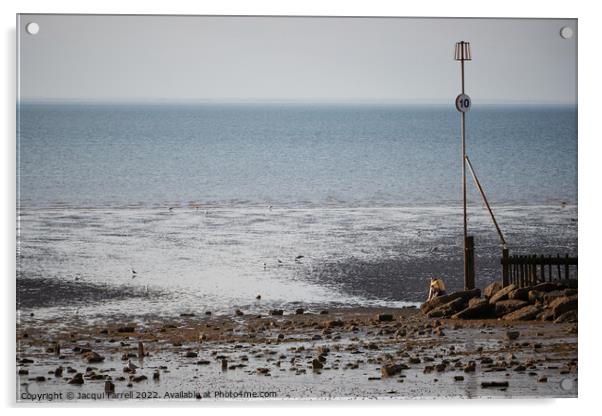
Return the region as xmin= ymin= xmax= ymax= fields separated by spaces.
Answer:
xmin=454 ymin=41 xmax=472 ymax=61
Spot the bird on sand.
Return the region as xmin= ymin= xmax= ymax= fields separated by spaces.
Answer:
xmin=277 ymin=259 xmax=283 ymax=266
xmin=295 ymin=255 xmax=304 ymax=262
xmin=256 ymin=294 xmax=261 ymax=300
xmin=127 ymin=360 xmax=138 ymax=372
xmin=131 ymin=268 xmax=137 ymax=278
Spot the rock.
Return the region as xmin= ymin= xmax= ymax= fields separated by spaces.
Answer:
xmin=376 ymin=313 xmax=394 ymax=322
xmin=503 ymin=305 xmax=542 ymax=321
xmin=196 ymin=360 xmax=211 ymax=365
xmin=421 ymin=288 xmax=481 ymax=314
xmin=468 ymin=297 xmax=487 ymax=308
xmin=506 ymin=331 xmax=520 ymax=340
xmin=543 ymin=290 xmax=569 ymax=305
xmin=381 ymin=364 xmax=405 ymax=377
xmin=138 ymin=342 xmax=144 ymax=358
xmin=494 ymin=300 xmax=529 ymax=317
xmin=549 ymin=295 xmax=578 ymax=319
xmin=539 ymin=308 xmax=555 ymax=321
xmin=508 ymin=288 xmax=530 ymax=301
xmin=489 ymin=284 xmax=516 ymax=304
xmin=180 ymin=312 xmax=195 ymax=317
xmin=235 ymin=309 xmax=244 ymax=316
xmin=256 ymin=368 xmax=270 ymax=375
xmin=131 ymin=375 xmax=147 ymax=382
xmin=538 ymin=376 xmax=548 ymax=382
xmin=105 ymin=380 xmax=115 ymax=393
xmin=560 ymin=279 xmax=578 ymax=289
xmin=221 ymin=359 xmax=228 ymax=370
xmin=270 ymin=309 xmax=284 ymax=316
xmin=83 ymin=351 xmax=105 ymax=363
xmin=454 ymin=375 xmax=465 ymax=381
xmin=426 ymin=297 xmax=466 ymax=318
xmin=554 ymin=309 xmax=577 ymax=323
xmin=319 ymin=310 xmax=329 ymax=315
xmin=452 ymin=301 xmax=494 ymax=320
xmin=295 ymin=308 xmax=305 ymax=315
xmin=528 ymin=290 xmax=545 ymax=304
xmin=35 ymin=376 xmax=46 ymax=382
xmin=481 ymin=381 xmax=509 ymax=388
xmin=153 ymin=371 xmax=160 ymax=380
xmin=325 ymin=319 xmax=344 ymax=328
xmin=483 ymin=281 xmax=502 ymax=299
xmin=464 ymin=361 xmax=476 ymax=372
xmin=184 ymin=351 xmax=198 ymax=358
xmin=312 ymin=358 xmax=324 ymax=370
xmin=54 ymin=367 xmax=63 ymax=377
xmin=18 ymin=369 xmax=28 ymax=375
xmin=533 ymin=282 xmax=561 ymax=292
xmin=68 ymin=373 xmax=84 ymax=385
xmin=117 ymin=326 xmax=135 ymax=333
xmin=513 ymin=365 xmax=526 ymax=371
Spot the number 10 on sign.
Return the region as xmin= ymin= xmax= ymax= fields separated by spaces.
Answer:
xmin=456 ymin=94 xmax=471 ymax=112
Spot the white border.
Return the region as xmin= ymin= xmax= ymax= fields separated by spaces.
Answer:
xmin=2 ymin=1 xmax=600 ymax=415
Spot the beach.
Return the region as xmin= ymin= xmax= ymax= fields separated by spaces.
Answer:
xmin=16 ymin=305 xmax=577 ymax=401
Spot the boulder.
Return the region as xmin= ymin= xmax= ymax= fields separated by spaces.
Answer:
xmin=502 ymin=305 xmax=542 ymax=321
xmin=554 ymin=310 xmax=578 ymax=323
xmin=312 ymin=358 xmax=323 ymax=370
xmin=270 ymin=309 xmax=284 ymax=316
xmin=468 ymin=297 xmax=487 ymax=308
xmin=376 ymin=313 xmax=394 ymax=322
xmin=508 ymin=288 xmax=530 ymax=302
xmin=381 ymin=364 xmax=405 ymax=377
xmin=68 ymin=373 xmax=84 ymax=385
xmin=426 ymin=297 xmax=467 ymax=318
xmin=549 ymin=295 xmax=578 ymax=319
xmin=494 ymin=300 xmax=529 ymax=317
xmin=544 ymin=289 xmax=577 ymax=305
xmin=532 ymin=282 xmax=561 ymax=293
xmin=506 ymin=330 xmax=520 ymax=340
xmin=421 ymin=288 xmax=481 ymax=314
xmin=452 ymin=301 xmax=495 ymax=320
xmin=538 ymin=309 xmax=555 ymax=321
xmin=528 ymin=290 xmax=545 ymax=304
xmin=483 ymin=281 xmax=502 ymax=300
xmin=83 ymin=351 xmax=105 ymax=364
xmin=489 ymin=284 xmax=516 ymax=304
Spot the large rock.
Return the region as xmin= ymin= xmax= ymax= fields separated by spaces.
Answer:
xmin=381 ymin=363 xmax=406 ymax=377
xmin=502 ymin=305 xmax=542 ymax=321
xmin=549 ymin=295 xmax=577 ymax=319
xmin=483 ymin=282 xmax=502 ymax=300
xmin=426 ymin=297 xmax=467 ymax=318
xmin=489 ymin=284 xmax=516 ymax=304
xmin=494 ymin=300 xmax=529 ymax=317
xmin=83 ymin=351 xmax=105 ymax=364
xmin=508 ymin=288 xmax=530 ymax=302
xmin=421 ymin=288 xmax=481 ymax=314
xmin=528 ymin=290 xmax=545 ymax=304
xmin=544 ymin=289 xmax=577 ymax=305
xmin=452 ymin=300 xmax=495 ymax=320
xmin=554 ymin=310 xmax=578 ymax=323
xmin=532 ymin=282 xmax=561 ymax=293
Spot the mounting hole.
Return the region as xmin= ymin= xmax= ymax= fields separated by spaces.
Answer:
xmin=560 ymin=378 xmax=575 ymax=391
xmin=560 ymin=26 xmax=573 ymax=39
xmin=26 ymin=22 xmax=40 ymax=35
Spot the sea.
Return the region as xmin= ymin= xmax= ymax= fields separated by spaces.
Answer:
xmin=16 ymin=103 xmax=578 ymax=320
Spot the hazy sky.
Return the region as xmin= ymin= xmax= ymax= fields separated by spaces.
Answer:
xmin=18 ymin=15 xmax=577 ymax=104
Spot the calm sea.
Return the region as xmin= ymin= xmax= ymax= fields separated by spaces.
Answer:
xmin=16 ymin=103 xmax=578 ymax=318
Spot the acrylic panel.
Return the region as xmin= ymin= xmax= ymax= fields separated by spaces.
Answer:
xmin=16 ymin=15 xmax=577 ymax=402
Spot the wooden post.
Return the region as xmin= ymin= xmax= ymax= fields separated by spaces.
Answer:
xmin=557 ymin=254 xmax=562 ymax=279
xmin=465 ymin=236 xmax=475 ymax=290
xmin=502 ymin=248 xmax=509 ymax=287
xmin=565 ymin=253 xmax=570 ymax=280
xmin=548 ymin=256 xmax=552 ymax=282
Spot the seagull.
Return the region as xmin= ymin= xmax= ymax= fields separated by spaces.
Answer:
xmin=277 ymin=259 xmax=283 ymax=266
xmin=127 ymin=360 xmax=138 ymax=371
xmin=295 ymin=255 xmax=304 ymax=262
xmin=169 ymin=207 xmax=174 ymax=212
xmin=268 ymin=205 xmax=273 ymax=211
xmin=256 ymin=294 xmax=261 ymax=300
xmin=131 ymin=268 xmax=137 ymax=278
xmin=263 ymin=262 xmax=267 ymax=270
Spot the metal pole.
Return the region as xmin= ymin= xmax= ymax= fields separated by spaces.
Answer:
xmin=461 ymin=59 xmax=469 ymax=290
xmin=465 ymin=155 xmax=507 ymax=248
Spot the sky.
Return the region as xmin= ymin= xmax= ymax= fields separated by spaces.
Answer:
xmin=17 ymin=15 xmax=577 ymax=104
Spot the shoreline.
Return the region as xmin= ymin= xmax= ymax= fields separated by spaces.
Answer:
xmin=16 ymin=306 xmax=577 ymax=401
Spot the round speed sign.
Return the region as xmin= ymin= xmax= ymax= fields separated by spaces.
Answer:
xmin=455 ymin=94 xmax=471 ymax=113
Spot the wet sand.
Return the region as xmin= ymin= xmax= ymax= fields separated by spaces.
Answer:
xmin=16 ymin=307 xmax=577 ymax=402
